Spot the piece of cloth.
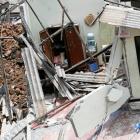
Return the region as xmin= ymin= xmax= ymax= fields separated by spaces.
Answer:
xmin=0 ymin=84 xmax=6 ymax=98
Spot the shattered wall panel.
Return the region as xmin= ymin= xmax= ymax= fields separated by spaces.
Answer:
xmin=100 ymin=5 xmax=140 ymax=29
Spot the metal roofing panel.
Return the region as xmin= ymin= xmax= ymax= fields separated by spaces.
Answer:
xmin=100 ymin=6 xmax=140 ymax=29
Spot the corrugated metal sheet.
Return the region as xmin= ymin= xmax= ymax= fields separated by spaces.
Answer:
xmin=100 ymin=5 xmax=140 ymax=29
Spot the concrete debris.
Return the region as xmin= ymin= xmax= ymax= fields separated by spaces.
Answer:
xmin=0 ymin=23 xmax=26 ymax=105
xmin=0 ymin=23 xmax=27 ymax=133
xmin=68 ymin=84 xmax=130 ymax=137
xmin=0 ymin=1 xmax=137 ymax=139
xmin=65 ymin=72 xmax=106 ymax=84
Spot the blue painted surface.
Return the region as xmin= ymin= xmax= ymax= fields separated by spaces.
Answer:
xmin=135 ymin=123 xmax=140 ymax=133
xmin=89 ymin=63 xmax=99 ymax=72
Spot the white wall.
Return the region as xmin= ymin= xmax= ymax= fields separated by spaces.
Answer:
xmin=125 ymin=28 xmax=140 ymax=98
xmin=25 ymin=0 xmax=115 ymax=47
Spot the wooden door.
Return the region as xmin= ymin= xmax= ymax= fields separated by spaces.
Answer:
xmin=64 ymin=26 xmax=85 ymax=67
xmin=39 ymin=30 xmax=53 ymax=62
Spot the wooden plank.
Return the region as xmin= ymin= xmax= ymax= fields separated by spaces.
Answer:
xmin=64 ymin=26 xmax=85 ymax=67
xmin=40 ymin=30 xmax=54 ymax=62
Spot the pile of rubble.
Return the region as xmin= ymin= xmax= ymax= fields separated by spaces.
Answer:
xmin=0 ymin=23 xmax=27 ymax=117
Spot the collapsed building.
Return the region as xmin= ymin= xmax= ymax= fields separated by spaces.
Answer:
xmin=1 ymin=0 xmax=140 ymax=140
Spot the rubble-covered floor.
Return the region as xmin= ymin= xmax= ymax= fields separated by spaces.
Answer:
xmin=30 ymin=100 xmax=140 ymax=140
xmin=98 ymin=111 xmax=140 ymax=140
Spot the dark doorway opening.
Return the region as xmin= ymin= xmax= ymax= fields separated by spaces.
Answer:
xmin=134 ymin=36 xmax=140 ymax=74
